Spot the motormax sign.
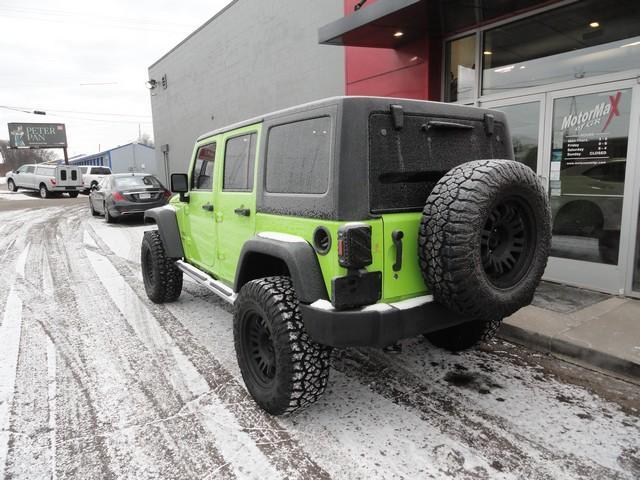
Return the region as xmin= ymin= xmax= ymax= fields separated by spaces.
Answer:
xmin=560 ymin=91 xmax=621 ymax=133
xmin=7 ymin=122 xmax=67 ymax=148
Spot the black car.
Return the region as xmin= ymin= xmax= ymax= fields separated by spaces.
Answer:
xmin=89 ymin=173 xmax=171 ymax=223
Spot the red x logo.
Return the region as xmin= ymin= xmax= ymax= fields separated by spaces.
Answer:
xmin=601 ymin=91 xmax=621 ymax=132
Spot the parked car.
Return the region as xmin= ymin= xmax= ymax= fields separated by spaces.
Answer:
xmin=6 ymin=164 xmax=83 ymax=198
xmin=89 ymin=173 xmax=171 ymax=223
xmin=141 ymin=96 xmax=551 ymax=415
xmin=79 ymin=165 xmax=112 ymax=193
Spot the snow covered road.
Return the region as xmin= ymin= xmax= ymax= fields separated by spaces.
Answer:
xmin=0 ymin=205 xmax=638 ymax=479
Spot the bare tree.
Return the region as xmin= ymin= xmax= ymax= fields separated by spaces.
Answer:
xmin=137 ymin=133 xmax=155 ymax=148
xmin=0 ymin=140 xmax=60 ymax=170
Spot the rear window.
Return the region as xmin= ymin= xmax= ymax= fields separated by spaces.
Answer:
xmin=265 ymin=116 xmax=331 ymax=194
xmin=113 ymin=176 xmax=162 ymax=189
xmin=90 ymin=167 xmax=111 ymax=175
xmin=368 ymin=113 xmax=508 ymax=213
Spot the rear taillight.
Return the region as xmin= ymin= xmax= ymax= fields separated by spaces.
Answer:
xmin=337 ymin=223 xmax=372 ymax=270
xmin=50 ymin=178 xmax=56 ymax=185
xmin=112 ymin=191 xmax=124 ymax=201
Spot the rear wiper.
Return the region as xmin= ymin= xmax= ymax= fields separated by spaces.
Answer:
xmin=421 ymin=121 xmax=473 ymax=131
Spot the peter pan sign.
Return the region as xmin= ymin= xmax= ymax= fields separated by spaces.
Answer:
xmin=8 ymin=123 xmax=67 ymax=148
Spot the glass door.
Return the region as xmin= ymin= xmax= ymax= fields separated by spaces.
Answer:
xmin=481 ymin=94 xmax=546 ymax=176
xmin=541 ymin=80 xmax=639 ymax=294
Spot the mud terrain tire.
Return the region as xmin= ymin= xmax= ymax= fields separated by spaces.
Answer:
xmin=419 ymin=160 xmax=551 ymax=323
xmin=234 ymin=276 xmax=331 ymax=415
xmin=141 ymin=230 xmax=183 ymax=303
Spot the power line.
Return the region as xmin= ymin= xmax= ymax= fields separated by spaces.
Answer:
xmin=1 ymin=105 xmax=151 ymax=118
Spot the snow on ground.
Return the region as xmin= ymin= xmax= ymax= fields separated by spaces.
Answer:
xmin=0 ymin=205 xmax=638 ymax=479
xmin=0 ymin=190 xmax=43 ymax=201
xmin=0 ymin=177 xmax=6 ymax=185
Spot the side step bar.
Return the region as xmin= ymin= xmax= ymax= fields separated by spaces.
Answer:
xmin=175 ymin=260 xmax=237 ymax=305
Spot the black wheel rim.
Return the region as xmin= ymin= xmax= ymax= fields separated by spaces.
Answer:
xmin=480 ymin=197 xmax=535 ymax=288
xmin=242 ymin=310 xmax=276 ymax=386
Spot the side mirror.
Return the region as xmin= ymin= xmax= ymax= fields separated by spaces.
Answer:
xmin=171 ymin=173 xmax=189 ymax=202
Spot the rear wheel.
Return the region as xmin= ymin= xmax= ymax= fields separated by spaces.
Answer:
xmin=7 ymin=179 xmax=17 ymax=192
xmin=419 ymin=160 xmax=551 ymax=346
xmin=68 ymin=191 xmax=79 ymax=198
xmin=234 ymin=276 xmax=331 ymax=415
xmin=39 ymin=184 xmax=50 ymax=199
xmin=141 ymin=230 xmax=183 ymax=303
xmin=425 ymin=319 xmax=501 ymax=352
xmin=104 ymin=203 xmax=116 ymax=223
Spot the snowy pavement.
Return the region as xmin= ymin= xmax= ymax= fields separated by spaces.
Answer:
xmin=0 ymin=205 xmax=638 ymax=479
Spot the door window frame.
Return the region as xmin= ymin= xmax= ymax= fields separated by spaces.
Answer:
xmin=191 ymin=142 xmax=217 ymax=191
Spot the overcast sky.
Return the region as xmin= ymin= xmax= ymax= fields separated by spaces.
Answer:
xmin=0 ymin=0 xmax=233 ymax=158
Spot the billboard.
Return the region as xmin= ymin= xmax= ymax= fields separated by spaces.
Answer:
xmin=7 ymin=123 xmax=67 ymax=148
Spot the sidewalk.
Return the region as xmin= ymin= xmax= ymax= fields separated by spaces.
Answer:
xmin=501 ymin=281 xmax=640 ymax=383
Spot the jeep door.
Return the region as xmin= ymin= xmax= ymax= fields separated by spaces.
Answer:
xmin=183 ymin=141 xmax=218 ymax=272
xmin=214 ymin=126 xmax=260 ymax=283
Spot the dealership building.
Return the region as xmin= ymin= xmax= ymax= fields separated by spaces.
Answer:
xmin=148 ymin=0 xmax=640 ymax=298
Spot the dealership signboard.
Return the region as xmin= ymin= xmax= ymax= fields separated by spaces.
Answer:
xmin=7 ymin=123 xmax=67 ymax=148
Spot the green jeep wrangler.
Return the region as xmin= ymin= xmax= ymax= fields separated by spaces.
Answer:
xmin=142 ymin=97 xmax=551 ymax=415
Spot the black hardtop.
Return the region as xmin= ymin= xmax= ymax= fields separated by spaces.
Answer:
xmin=197 ymin=96 xmax=508 ymax=141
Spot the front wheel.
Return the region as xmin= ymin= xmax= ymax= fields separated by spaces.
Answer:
xmin=7 ymin=179 xmax=17 ymax=192
xmin=234 ymin=276 xmax=331 ymax=415
xmin=141 ymin=230 xmax=183 ymax=303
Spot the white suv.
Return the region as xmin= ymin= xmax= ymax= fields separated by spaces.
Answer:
xmin=80 ymin=166 xmax=112 ymax=193
xmin=6 ymin=164 xmax=84 ymax=198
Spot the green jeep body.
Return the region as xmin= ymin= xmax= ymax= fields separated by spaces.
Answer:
xmin=143 ymin=96 xmax=550 ymax=414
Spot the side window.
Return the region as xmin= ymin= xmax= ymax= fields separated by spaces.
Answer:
xmin=191 ymin=143 xmax=216 ymax=190
xmin=265 ymin=116 xmax=331 ymax=194
xmin=223 ymin=133 xmax=257 ymax=191
xmin=25 ymin=166 xmax=35 ymax=174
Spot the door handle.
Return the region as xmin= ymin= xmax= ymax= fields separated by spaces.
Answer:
xmin=234 ymin=207 xmax=250 ymax=217
xmin=202 ymin=203 xmax=214 ymax=212
xmin=392 ymin=230 xmax=404 ymax=272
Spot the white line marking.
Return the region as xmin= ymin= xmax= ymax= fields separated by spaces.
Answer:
xmin=0 ymin=287 xmax=23 ymax=480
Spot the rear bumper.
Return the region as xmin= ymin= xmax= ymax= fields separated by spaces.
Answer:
xmin=110 ymin=199 xmax=168 ymax=217
xmin=51 ymin=186 xmax=81 ymax=192
xmin=300 ymin=296 xmax=472 ymax=348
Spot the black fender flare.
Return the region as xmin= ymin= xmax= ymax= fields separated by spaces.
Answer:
xmin=235 ymin=236 xmax=328 ymax=304
xmin=144 ymin=206 xmax=184 ymax=259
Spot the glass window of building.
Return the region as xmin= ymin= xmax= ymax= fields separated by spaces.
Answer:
xmin=492 ymin=102 xmax=540 ymax=171
xmin=548 ymin=88 xmax=632 ymax=265
xmin=482 ymin=0 xmax=640 ymax=96
xmin=445 ymin=34 xmax=476 ymax=103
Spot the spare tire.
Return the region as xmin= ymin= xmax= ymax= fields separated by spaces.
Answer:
xmin=419 ymin=160 xmax=550 ymax=321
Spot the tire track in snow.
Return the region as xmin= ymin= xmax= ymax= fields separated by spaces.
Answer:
xmin=85 ymin=223 xmax=332 ymax=480
xmin=0 ymin=287 xmax=22 ymax=480
xmin=332 ymin=346 xmax=629 ymax=479
xmin=39 ymin=209 xmax=236 ymax=479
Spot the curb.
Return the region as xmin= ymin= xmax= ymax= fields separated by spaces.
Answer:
xmin=498 ymin=322 xmax=640 ymax=385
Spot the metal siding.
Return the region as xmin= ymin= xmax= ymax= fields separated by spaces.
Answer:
xmin=148 ymin=0 xmax=345 ymax=182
